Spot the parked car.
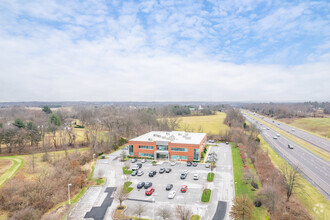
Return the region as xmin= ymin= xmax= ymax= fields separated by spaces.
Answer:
xmin=180 ymin=173 xmax=187 ymax=179
xmin=149 ymin=171 xmax=157 ymax=177
xmin=192 ymin=162 xmax=198 ymax=167
xmin=145 ymin=187 xmax=155 ymax=196
xmin=159 ymin=168 xmax=165 ymax=173
xmin=132 ymin=165 xmax=140 ymax=171
xmin=141 ymin=159 xmax=147 ymax=163
xmin=226 ymin=142 xmax=229 ymax=144
xmin=144 ymin=182 xmax=152 ymax=189
xmin=137 ymin=170 xmax=144 ymax=176
xmin=131 ymin=170 xmax=138 ymax=176
xmin=187 ymin=161 xmax=192 ymax=167
xmin=181 ymin=185 xmax=188 ymax=192
xmin=288 ymin=144 xmax=294 ymax=149
xmin=205 ymin=163 xmax=210 ymax=168
xmin=170 ymin=161 xmax=176 ymax=166
xmin=165 ymin=168 xmax=172 ymax=173
xmin=131 ymin=159 xmax=137 ymax=163
xmin=137 ymin=163 xmax=142 ymax=168
xmin=166 ymin=184 xmax=173 ymax=190
xmin=168 ymin=191 xmax=176 ymax=199
xmin=137 ymin=182 xmax=145 ymax=189
xmin=193 ymin=174 xmax=199 ymax=180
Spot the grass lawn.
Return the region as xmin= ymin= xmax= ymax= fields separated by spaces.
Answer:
xmin=280 ymin=117 xmax=330 ymax=138
xmin=123 ymin=181 xmax=133 ymax=193
xmin=247 ymin=113 xmax=330 ymax=161
xmin=0 ymin=156 xmax=24 ymax=188
xmin=176 ymin=112 xmax=228 ymax=135
xmin=190 ymin=215 xmax=201 ymax=220
xmin=201 ymin=189 xmax=211 ymax=203
xmin=259 ymin=136 xmax=329 ymax=220
xmin=231 ymin=143 xmax=269 ymax=219
xmin=122 ymin=167 xmax=133 ymax=174
xmin=207 ymin=172 xmax=214 ymax=182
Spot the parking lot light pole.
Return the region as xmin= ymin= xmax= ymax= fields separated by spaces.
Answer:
xmin=68 ymin=183 xmax=72 ymax=205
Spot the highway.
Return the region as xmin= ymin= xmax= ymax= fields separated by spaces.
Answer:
xmin=248 ymin=112 xmax=330 ymax=153
xmin=243 ymin=113 xmax=330 ymax=199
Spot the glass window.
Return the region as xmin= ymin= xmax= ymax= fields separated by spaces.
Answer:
xmin=139 ymin=153 xmax=154 ymax=158
xmin=128 ymin=145 xmax=133 ymax=156
xmin=157 ymin=145 xmax=168 ymax=151
xmin=171 ymin=147 xmax=188 ymax=152
xmin=194 ymin=148 xmax=200 ymax=161
xmin=139 ymin=145 xmax=154 ymax=150
xmin=171 ymin=155 xmax=188 ymax=160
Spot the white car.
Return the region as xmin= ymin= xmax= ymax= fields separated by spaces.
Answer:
xmin=137 ymin=170 xmax=144 ymax=176
xmin=193 ymin=174 xmax=199 ymax=180
xmin=273 ymin=136 xmax=277 ymax=139
xmin=132 ymin=165 xmax=140 ymax=170
xmin=168 ymin=191 xmax=176 ymax=199
xmin=205 ymin=163 xmax=210 ymax=168
xmin=170 ymin=161 xmax=176 ymax=166
xmin=141 ymin=159 xmax=146 ymax=163
xmin=276 ymin=134 xmax=280 ymax=137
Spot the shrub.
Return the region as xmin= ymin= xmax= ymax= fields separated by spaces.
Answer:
xmin=251 ymin=180 xmax=259 ymax=189
xmin=254 ymin=200 xmax=262 ymax=207
xmin=74 ymin=124 xmax=84 ymax=128
xmin=207 ymin=172 xmax=214 ymax=182
xmin=122 ymin=167 xmax=132 ymax=174
xmin=118 ymin=137 xmax=128 ymax=146
xmin=201 ymin=189 xmax=211 ymax=203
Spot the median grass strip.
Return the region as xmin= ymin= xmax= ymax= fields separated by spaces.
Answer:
xmin=201 ymin=189 xmax=211 ymax=203
xmin=190 ymin=215 xmax=201 ymax=220
xmin=259 ymin=135 xmax=329 ymax=220
xmin=207 ymin=172 xmax=214 ymax=182
xmin=247 ymin=112 xmax=330 ymax=161
xmin=122 ymin=167 xmax=132 ymax=174
xmin=123 ymin=181 xmax=133 ymax=193
xmin=0 ymin=156 xmax=24 ymax=188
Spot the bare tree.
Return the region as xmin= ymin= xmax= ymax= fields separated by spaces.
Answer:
xmin=243 ymin=168 xmax=254 ymax=184
xmin=114 ymin=187 xmax=129 ymax=208
xmin=120 ymin=150 xmax=127 ymax=161
xmin=281 ymin=165 xmax=302 ymax=201
xmin=133 ymin=203 xmax=146 ymax=220
xmin=230 ymin=194 xmax=255 ymax=220
xmin=256 ymin=185 xmax=281 ymax=216
xmin=175 ymin=205 xmax=192 ymax=220
xmin=157 ymin=207 xmax=172 ymax=220
xmin=167 ymin=117 xmax=181 ymax=130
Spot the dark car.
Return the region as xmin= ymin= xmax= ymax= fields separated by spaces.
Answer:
xmin=192 ymin=162 xmax=198 ymax=167
xmin=144 ymin=182 xmax=152 ymax=189
xmin=131 ymin=170 xmax=138 ymax=176
xmin=288 ymin=144 xmax=294 ymax=149
xmin=137 ymin=182 xmax=145 ymax=189
xmin=131 ymin=159 xmax=137 ymax=163
xmin=187 ymin=161 xmax=192 ymax=167
xmin=180 ymin=173 xmax=187 ymax=179
xmin=159 ymin=168 xmax=165 ymax=173
xmin=165 ymin=168 xmax=172 ymax=173
xmin=166 ymin=184 xmax=173 ymax=191
xmin=137 ymin=163 xmax=142 ymax=168
xmin=149 ymin=170 xmax=157 ymax=177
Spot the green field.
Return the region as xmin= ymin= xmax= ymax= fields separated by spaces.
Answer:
xmin=280 ymin=117 xmax=330 ymax=138
xmin=176 ymin=112 xmax=228 ymax=135
xmin=259 ymin=136 xmax=329 ymax=220
xmin=0 ymin=156 xmax=24 ymax=188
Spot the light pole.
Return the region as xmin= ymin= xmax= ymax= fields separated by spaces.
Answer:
xmin=68 ymin=183 xmax=72 ymax=205
xmin=152 ymin=198 xmax=155 ymax=220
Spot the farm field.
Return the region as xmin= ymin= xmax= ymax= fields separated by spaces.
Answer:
xmin=176 ymin=112 xmax=228 ymax=135
xmin=279 ymin=117 xmax=330 ymax=138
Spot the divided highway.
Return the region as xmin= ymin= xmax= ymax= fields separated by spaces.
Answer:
xmin=250 ymin=112 xmax=330 ymax=153
xmin=243 ymin=113 xmax=330 ymax=199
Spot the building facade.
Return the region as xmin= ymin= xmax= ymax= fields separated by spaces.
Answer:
xmin=127 ymin=131 xmax=207 ymax=161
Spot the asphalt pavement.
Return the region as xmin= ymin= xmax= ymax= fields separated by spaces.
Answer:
xmin=243 ymin=114 xmax=330 ymax=199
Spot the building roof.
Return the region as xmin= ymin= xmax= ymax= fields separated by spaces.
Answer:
xmin=130 ymin=131 xmax=206 ymax=145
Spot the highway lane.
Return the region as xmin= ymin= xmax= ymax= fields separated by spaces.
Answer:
xmin=243 ymin=114 xmax=330 ymax=199
xmin=247 ymin=111 xmax=330 ymax=153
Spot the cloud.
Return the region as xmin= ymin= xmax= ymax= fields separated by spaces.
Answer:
xmin=0 ymin=0 xmax=329 ymax=102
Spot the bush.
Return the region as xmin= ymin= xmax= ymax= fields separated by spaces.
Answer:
xmin=201 ymin=189 xmax=211 ymax=203
xmin=201 ymin=152 xmax=205 ymax=159
xmin=254 ymin=200 xmax=262 ymax=207
xmin=207 ymin=172 xmax=214 ymax=182
xmin=251 ymin=180 xmax=259 ymax=189
xmin=122 ymin=167 xmax=132 ymax=174
xmin=74 ymin=124 xmax=84 ymax=128
xmin=118 ymin=137 xmax=128 ymax=146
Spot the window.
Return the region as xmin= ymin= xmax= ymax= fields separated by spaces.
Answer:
xmin=171 ymin=147 xmax=188 ymax=152
xmin=139 ymin=145 xmax=154 ymax=150
xmin=194 ymin=149 xmax=200 ymax=161
xmin=171 ymin=155 xmax=188 ymax=160
xmin=157 ymin=145 xmax=168 ymax=151
xmin=139 ymin=153 xmax=154 ymax=158
xmin=128 ymin=145 xmax=133 ymax=156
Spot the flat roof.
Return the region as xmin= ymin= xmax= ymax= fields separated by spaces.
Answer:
xmin=130 ymin=131 xmax=206 ymax=145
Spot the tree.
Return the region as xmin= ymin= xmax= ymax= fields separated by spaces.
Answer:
xmin=13 ymin=118 xmax=25 ymax=129
xmin=26 ymin=121 xmax=41 ymax=147
xmin=42 ymin=106 xmax=52 ymax=114
xmin=256 ymin=185 xmax=280 ymax=216
xmin=281 ymin=165 xmax=302 ymax=201
xmin=49 ymin=114 xmax=61 ymax=148
xmin=120 ymin=150 xmax=127 ymax=161
xmin=230 ymin=195 xmax=255 ymax=220
xmin=175 ymin=205 xmax=192 ymax=220
xmin=114 ymin=186 xmax=129 ymax=208
xmin=133 ymin=203 xmax=146 ymax=220
xmin=157 ymin=207 xmax=172 ymax=220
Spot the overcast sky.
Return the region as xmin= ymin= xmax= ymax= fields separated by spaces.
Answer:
xmin=0 ymin=0 xmax=329 ymax=102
